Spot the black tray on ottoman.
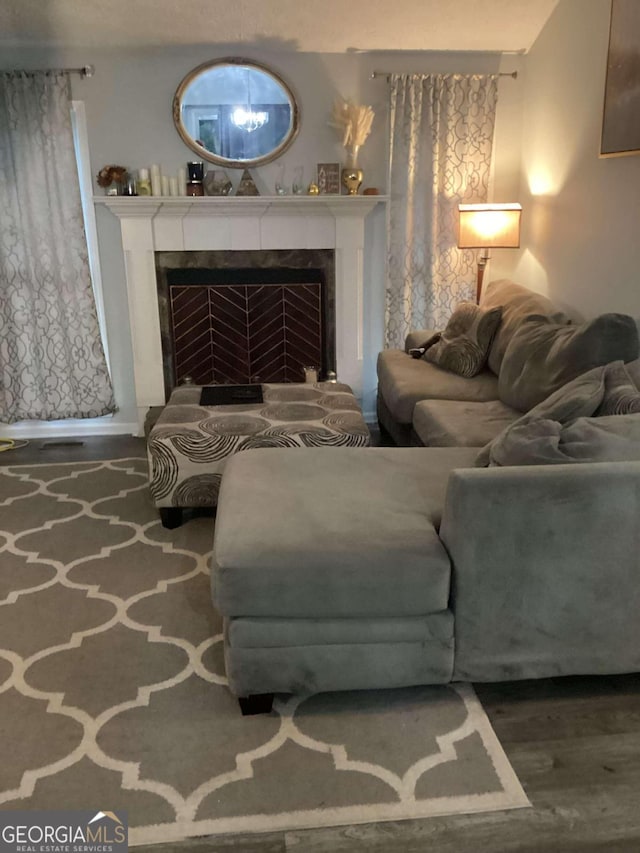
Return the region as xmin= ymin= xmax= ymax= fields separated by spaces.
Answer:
xmin=200 ymin=385 xmax=264 ymax=406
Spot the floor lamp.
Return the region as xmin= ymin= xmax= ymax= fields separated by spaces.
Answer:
xmin=457 ymin=203 xmax=522 ymax=303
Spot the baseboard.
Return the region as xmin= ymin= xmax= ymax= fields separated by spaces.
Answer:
xmin=0 ymin=419 xmax=139 ymax=439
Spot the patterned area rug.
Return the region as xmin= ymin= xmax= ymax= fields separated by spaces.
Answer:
xmin=0 ymin=459 xmax=529 ymax=846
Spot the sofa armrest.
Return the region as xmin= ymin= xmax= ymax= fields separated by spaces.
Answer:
xmin=440 ymin=462 xmax=640 ymax=682
xmin=405 ymin=329 xmax=438 ymax=353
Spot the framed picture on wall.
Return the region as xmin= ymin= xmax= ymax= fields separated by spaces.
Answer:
xmin=600 ymin=0 xmax=640 ymax=157
xmin=317 ymin=163 xmax=341 ymax=194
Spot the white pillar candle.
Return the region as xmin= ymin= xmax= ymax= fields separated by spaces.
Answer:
xmin=161 ymin=175 xmax=170 ymax=196
xmin=169 ymin=177 xmax=179 ymax=196
xmin=150 ymin=163 xmax=162 ymax=196
xmin=136 ymin=167 xmax=151 ymax=196
xmin=303 ymin=366 xmax=318 ymax=383
xmin=178 ymin=167 xmax=187 ymax=196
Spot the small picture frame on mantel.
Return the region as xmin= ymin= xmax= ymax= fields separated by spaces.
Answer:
xmin=317 ymin=163 xmax=341 ymax=194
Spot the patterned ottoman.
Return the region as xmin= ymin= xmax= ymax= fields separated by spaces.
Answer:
xmin=147 ymin=382 xmax=370 ymax=527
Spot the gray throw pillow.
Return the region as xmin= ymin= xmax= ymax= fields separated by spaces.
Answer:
xmin=475 ymin=363 xmax=609 ymax=467
xmin=487 ymin=413 xmax=640 ymax=467
xmin=423 ymin=303 xmax=503 ymax=378
xmin=498 ymin=313 xmax=639 ymax=412
xmin=596 ymin=361 xmax=640 ymax=415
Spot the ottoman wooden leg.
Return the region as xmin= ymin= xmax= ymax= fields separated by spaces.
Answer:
xmin=238 ymin=694 xmax=274 ymax=716
xmin=160 ymin=507 xmax=183 ymax=529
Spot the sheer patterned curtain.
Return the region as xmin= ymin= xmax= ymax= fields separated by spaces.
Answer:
xmin=0 ymin=71 xmax=115 ymax=423
xmin=386 ymin=74 xmax=499 ymax=348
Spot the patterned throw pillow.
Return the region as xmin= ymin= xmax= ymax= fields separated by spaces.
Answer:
xmin=423 ymin=303 xmax=503 ymax=378
xmin=596 ymin=361 xmax=640 ymax=415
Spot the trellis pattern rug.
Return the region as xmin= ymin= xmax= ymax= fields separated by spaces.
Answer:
xmin=0 ymin=459 xmax=529 ymax=846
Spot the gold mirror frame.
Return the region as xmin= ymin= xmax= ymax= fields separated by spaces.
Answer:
xmin=172 ymin=57 xmax=300 ymax=168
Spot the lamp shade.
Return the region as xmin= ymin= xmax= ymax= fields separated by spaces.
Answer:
xmin=457 ymin=203 xmax=522 ymax=249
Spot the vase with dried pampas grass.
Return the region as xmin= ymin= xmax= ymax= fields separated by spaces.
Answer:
xmin=330 ymin=99 xmax=374 ymax=194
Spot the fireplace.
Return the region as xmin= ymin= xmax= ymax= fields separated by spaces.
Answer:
xmin=155 ymin=249 xmax=335 ymax=394
xmin=98 ymin=195 xmax=384 ymax=433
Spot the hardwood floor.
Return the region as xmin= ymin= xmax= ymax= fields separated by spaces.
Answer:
xmin=0 ymin=434 xmax=146 ymax=466
xmin=3 ymin=433 xmax=640 ymax=852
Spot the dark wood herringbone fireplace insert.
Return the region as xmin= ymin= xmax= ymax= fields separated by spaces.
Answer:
xmin=155 ymin=250 xmax=335 ymax=394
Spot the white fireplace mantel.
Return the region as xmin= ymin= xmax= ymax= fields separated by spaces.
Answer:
xmin=96 ymin=195 xmax=387 ymax=433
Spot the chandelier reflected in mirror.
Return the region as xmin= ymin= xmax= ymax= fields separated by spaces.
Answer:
xmin=231 ymin=107 xmax=269 ymax=133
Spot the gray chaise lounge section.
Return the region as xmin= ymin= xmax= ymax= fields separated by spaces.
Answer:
xmin=212 ymin=446 xmax=477 ymax=698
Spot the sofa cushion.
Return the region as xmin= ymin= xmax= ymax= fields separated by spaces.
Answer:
xmin=487 ymin=413 xmax=640 ymax=467
xmin=481 ymin=278 xmax=569 ymax=375
xmin=625 ymin=357 xmax=640 ymax=388
xmin=212 ymin=446 xmax=478 ymax=619
xmin=498 ymin=313 xmax=639 ymax=412
xmin=596 ymin=361 xmax=640 ymax=415
xmin=377 ymin=349 xmax=499 ymax=424
xmin=422 ymin=302 xmax=503 ymax=378
xmin=413 ymin=399 xmax=519 ymax=447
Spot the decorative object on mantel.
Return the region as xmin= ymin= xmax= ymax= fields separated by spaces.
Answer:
xmin=96 ymin=164 xmax=128 ymax=195
xmin=136 ymin=168 xmax=151 ymax=196
xmin=317 ymin=162 xmax=340 ymax=194
xmin=330 ymin=98 xmax=375 ymax=195
xmin=292 ymin=165 xmax=305 ymax=195
xmin=186 ymin=161 xmax=205 ymax=196
xmin=122 ymin=174 xmax=138 ymax=196
xmin=178 ymin=166 xmax=187 ymax=195
xmin=363 ymin=187 xmax=380 ymax=195
xmin=235 ymin=169 xmax=260 ymax=196
xmin=204 ymin=169 xmax=232 ymax=196
xmin=342 ymin=163 xmax=364 ymax=196
xmin=150 ymin=163 xmax=162 ymax=196
xmin=274 ymin=163 xmax=288 ymax=195
xmin=307 ymin=182 xmax=319 ymax=195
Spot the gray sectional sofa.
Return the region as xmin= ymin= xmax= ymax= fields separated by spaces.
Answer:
xmin=377 ymin=278 xmax=639 ymax=447
xmin=210 ymin=279 xmax=640 ymax=712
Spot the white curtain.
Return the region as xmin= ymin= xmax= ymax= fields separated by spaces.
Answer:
xmin=0 ymin=71 xmax=115 ymax=423
xmin=386 ymin=73 xmax=499 ymax=348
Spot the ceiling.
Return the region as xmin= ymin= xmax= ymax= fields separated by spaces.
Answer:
xmin=1 ymin=0 xmax=559 ymax=53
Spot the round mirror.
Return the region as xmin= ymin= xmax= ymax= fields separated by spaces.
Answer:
xmin=173 ymin=58 xmax=300 ymax=168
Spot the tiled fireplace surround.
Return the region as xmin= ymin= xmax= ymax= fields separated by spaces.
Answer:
xmin=100 ymin=196 xmax=384 ymax=433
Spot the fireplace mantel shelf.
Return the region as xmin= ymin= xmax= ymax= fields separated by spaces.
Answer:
xmin=94 ymin=194 xmax=388 ymax=218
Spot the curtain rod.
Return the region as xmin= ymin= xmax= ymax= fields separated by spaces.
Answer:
xmin=371 ymin=70 xmax=517 ymax=80
xmin=5 ymin=65 xmax=95 ymax=78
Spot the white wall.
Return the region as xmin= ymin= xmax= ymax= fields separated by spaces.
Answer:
xmin=500 ymin=0 xmax=640 ymax=320
xmin=1 ymin=44 xmax=524 ymax=428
